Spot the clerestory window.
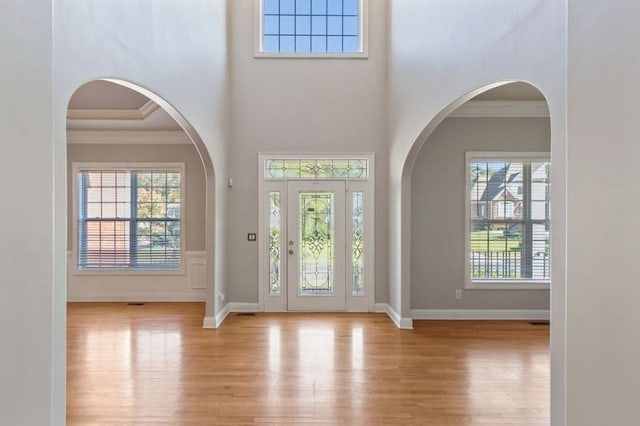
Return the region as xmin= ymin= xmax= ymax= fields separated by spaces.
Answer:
xmin=466 ymin=152 xmax=550 ymax=289
xmin=75 ymin=164 xmax=183 ymax=271
xmin=256 ymin=0 xmax=368 ymax=57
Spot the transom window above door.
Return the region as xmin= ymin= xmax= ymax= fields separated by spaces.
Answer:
xmin=255 ymin=0 xmax=369 ymax=58
xmin=265 ymin=158 xmax=369 ymax=179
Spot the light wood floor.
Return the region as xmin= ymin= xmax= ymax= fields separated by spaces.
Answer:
xmin=67 ymin=303 xmax=549 ymax=425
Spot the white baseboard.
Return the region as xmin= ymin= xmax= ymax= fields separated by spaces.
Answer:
xmin=202 ymin=316 xmax=217 ymax=328
xmin=202 ymin=303 xmax=258 ymax=328
xmin=203 ymin=303 xmax=231 ymax=329
xmin=229 ymin=302 xmax=259 ymax=312
xmin=374 ymin=303 xmax=413 ymax=329
xmin=373 ymin=303 xmax=387 ymax=313
xmin=411 ymin=309 xmax=550 ymax=320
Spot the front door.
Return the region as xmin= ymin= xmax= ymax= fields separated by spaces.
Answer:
xmin=286 ymin=180 xmax=346 ymax=311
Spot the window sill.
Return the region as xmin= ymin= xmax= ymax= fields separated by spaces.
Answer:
xmin=74 ymin=268 xmax=185 ymax=277
xmin=254 ymin=51 xmax=368 ymax=59
xmin=466 ymin=280 xmax=550 ymax=290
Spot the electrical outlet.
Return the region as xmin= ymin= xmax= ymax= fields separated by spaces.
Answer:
xmin=455 ymin=289 xmax=463 ymax=300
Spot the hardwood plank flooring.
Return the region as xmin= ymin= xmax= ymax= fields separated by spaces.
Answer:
xmin=67 ymin=303 xmax=549 ymax=425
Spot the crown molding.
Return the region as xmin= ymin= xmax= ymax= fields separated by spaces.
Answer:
xmin=67 ymin=130 xmax=191 ymax=145
xmin=138 ymin=100 xmax=160 ymax=118
xmin=67 ymin=99 xmax=160 ymax=121
xmin=67 ymin=109 xmax=142 ymax=120
xmin=449 ymin=100 xmax=549 ymax=118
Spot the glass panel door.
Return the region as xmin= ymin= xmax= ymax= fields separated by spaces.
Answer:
xmin=287 ymin=180 xmax=346 ymax=311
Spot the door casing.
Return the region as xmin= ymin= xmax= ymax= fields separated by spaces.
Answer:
xmin=258 ymin=153 xmax=375 ymax=313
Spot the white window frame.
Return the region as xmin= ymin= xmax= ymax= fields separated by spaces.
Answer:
xmin=258 ymin=153 xmax=375 ymax=312
xmin=72 ymin=162 xmax=186 ymax=276
xmin=465 ymin=152 xmax=550 ymax=290
xmin=253 ymin=0 xmax=369 ymax=58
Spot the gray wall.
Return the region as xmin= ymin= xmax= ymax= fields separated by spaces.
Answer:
xmin=227 ymin=0 xmax=389 ymax=304
xmin=66 ymin=143 xmax=206 ymax=251
xmin=411 ymin=117 xmax=550 ymax=310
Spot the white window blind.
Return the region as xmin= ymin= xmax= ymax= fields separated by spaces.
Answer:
xmin=77 ymin=169 xmax=182 ymax=270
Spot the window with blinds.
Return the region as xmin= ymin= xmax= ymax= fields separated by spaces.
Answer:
xmin=467 ymin=153 xmax=550 ymax=284
xmin=76 ymin=168 xmax=182 ymax=270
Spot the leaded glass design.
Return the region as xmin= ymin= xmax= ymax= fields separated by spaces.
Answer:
xmin=266 ymin=159 xmax=368 ymax=180
xmin=269 ymin=191 xmax=281 ymax=295
xmin=299 ymin=192 xmax=335 ymax=295
xmin=352 ymin=191 xmax=364 ymax=295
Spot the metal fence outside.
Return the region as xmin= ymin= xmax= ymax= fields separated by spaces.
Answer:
xmin=470 ymin=250 xmax=549 ymax=280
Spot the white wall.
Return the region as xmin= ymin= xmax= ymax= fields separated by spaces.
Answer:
xmin=53 ymin=0 xmax=230 ymax=318
xmin=567 ymin=1 xmax=640 ymax=424
xmin=411 ymin=117 xmax=550 ymax=312
xmin=388 ymin=0 xmax=566 ymax=422
xmin=227 ymin=0 xmax=389 ymax=305
xmin=0 ymin=2 xmax=57 ymax=425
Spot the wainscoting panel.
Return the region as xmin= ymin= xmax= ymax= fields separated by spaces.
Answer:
xmin=67 ymin=251 xmax=207 ymax=301
xmin=187 ymin=251 xmax=207 ymax=289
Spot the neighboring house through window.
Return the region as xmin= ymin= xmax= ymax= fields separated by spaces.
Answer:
xmin=256 ymin=0 xmax=368 ymax=57
xmin=466 ymin=152 xmax=550 ymax=289
xmin=75 ymin=164 xmax=184 ymax=271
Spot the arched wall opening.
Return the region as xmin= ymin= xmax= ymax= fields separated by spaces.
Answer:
xmin=395 ymin=79 xmax=562 ymax=420
xmin=408 ymin=82 xmax=551 ymax=317
xmin=65 ymin=79 xmax=217 ymax=318
xmin=398 ymin=80 xmax=556 ymax=314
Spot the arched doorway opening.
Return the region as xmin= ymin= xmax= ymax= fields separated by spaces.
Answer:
xmin=409 ymin=82 xmax=551 ymax=318
xmin=65 ymin=79 xmax=216 ymax=316
xmin=400 ymin=80 xmax=565 ymax=420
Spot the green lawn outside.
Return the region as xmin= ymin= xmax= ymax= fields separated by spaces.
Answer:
xmin=470 ymin=230 xmax=521 ymax=252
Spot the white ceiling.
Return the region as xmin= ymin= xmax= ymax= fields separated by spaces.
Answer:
xmin=474 ymin=82 xmax=545 ymax=101
xmin=67 ymin=81 xmax=180 ymax=131
xmin=68 ymin=81 xmax=149 ymax=109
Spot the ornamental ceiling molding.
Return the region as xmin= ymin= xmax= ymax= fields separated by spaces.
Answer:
xmin=67 ymin=99 xmax=160 ymax=121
